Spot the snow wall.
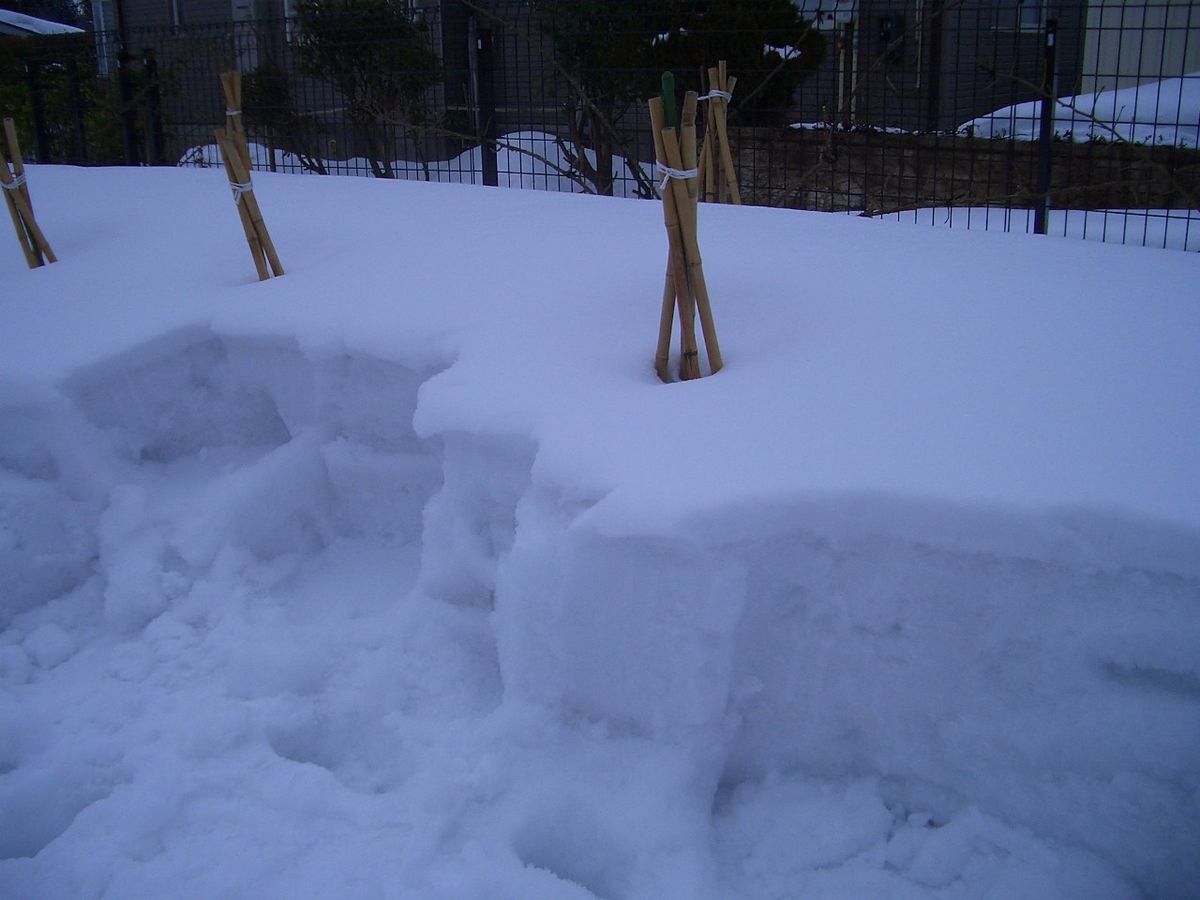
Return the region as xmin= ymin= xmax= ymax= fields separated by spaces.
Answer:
xmin=3 ymin=327 xmax=1198 ymax=898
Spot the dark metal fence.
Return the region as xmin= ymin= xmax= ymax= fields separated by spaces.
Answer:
xmin=2 ymin=0 xmax=1197 ymax=250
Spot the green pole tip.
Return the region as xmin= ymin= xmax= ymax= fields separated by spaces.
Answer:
xmin=661 ymin=71 xmax=677 ymax=128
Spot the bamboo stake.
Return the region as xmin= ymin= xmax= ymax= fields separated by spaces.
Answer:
xmin=219 ymin=71 xmax=251 ymax=174
xmin=225 ymin=143 xmax=283 ymax=277
xmin=662 ymin=123 xmax=723 ymax=374
xmin=649 ymin=96 xmax=700 ymax=381
xmin=1 ymin=158 xmax=39 ymax=268
xmin=710 ymin=63 xmax=741 ymax=206
xmin=676 ymin=92 xmax=702 ymax=377
xmin=2 ymin=119 xmax=37 ymax=265
xmin=711 ymin=65 xmax=726 ymax=204
xmin=696 ymin=70 xmax=710 ymax=204
xmin=217 ymin=74 xmax=283 ymax=279
xmin=701 ymin=128 xmax=714 ymax=202
xmin=655 ymin=270 xmax=676 ymax=383
xmin=216 ymin=128 xmax=269 ymax=280
xmin=676 ymin=90 xmax=720 ymax=369
xmin=3 ymin=118 xmax=55 ymax=264
xmin=681 ymin=92 xmax=699 ymax=205
xmin=722 ymin=74 xmax=740 ymax=204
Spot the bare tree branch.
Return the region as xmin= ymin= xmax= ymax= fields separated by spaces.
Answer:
xmin=458 ymin=0 xmax=659 ymax=198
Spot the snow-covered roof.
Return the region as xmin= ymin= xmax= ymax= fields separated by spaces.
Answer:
xmin=0 ymin=8 xmax=84 ymax=36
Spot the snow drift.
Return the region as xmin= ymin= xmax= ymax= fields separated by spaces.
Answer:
xmin=960 ymin=72 xmax=1200 ymax=149
xmin=1 ymin=166 xmax=1198 ymax=899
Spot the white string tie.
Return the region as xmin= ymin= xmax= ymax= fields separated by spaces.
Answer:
xmin=1 ymin=173 xmax=26 ymax=191
xmin=657 ymin=165 xmax=699 ymax=191
xmin=229 ymin=180 xmax=253 ymax=202
xmin=225 ymin=108 xmax=242 ymax=117
xmin=698 ymin=90 xmax=733 ymax=103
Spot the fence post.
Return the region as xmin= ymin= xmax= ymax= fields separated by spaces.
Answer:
xmin=925 ymin=0 xmax=944 ymax=131
xmin=473 ymin=20 xmax=498 ymax=187
xmin=24 ymin=60 xmax=50 ymax=162
xmin=1034 ymin=18 xmax=1058 ymax=236
xmin=143 ymin=48 xmax=166 ymax=165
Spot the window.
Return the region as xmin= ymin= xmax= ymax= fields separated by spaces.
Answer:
xmin=283 ymin=0 xmax=299 ymax=42
xmin=995 ymin=0 xmax=1042 ymax=33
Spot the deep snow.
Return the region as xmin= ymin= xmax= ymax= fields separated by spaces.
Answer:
xmin=1 ymin=166 xmax=1198 ymax=899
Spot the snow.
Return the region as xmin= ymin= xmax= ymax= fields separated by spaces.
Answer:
xmin=961 ymin=72 xmax=1200 ymax=148
xmin=0 ymin=9 xmax=83 ymax=35
xmin=182 ymin=131 xmax=653 ymax=197
xmin=1 ymin=165 xmax=1199 ymax=899
xmin=877 ymin=206 xmax=1200 ymax=252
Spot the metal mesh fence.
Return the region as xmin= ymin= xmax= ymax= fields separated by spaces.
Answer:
xmin=2 ymin=0 xmax=1197 ymax=249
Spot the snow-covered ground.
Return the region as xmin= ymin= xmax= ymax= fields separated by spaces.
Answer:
xmin=877 ymin=206 xmax=1200 ymax=252
xmin=1 ymin=166 xmax=1198 ymax=899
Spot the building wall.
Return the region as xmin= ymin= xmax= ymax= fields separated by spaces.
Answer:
xmin=791 ymin=0 xmax=1089 ymax=133
xmin=1080 ymin=0 xmax=1200 ymax=93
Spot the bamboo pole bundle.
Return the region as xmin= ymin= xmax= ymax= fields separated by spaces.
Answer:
xmin=215 ymin=71 xmax=283 ymax=281
xmin=696 ymin=62 xmax=742 ymax=206
xmin=219 ymin=71 xmax=252 ymax=171
xmin=1 ymin=117 xmax=56 ymax=268
xmin=651 ymin=80 xmax=723 ymax=382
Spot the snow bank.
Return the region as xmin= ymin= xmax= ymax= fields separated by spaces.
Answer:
xmin=961 ymin=72 xmax=1200 ymax=148
xmin=1 ymin=166 xmax=1198 ymax=898
xmin=182 ymin=130 xmax=654 ymax=198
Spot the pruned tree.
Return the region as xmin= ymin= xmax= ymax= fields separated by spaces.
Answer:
xmin=243 ymin=60 xmax=328 ymax=174
xmin=294 ymin=0 xmax=441 ymax=179
xmin=533 ymin=0 xmax=825 ymax=195
xmin=653 ymin=0 xmax=826 ymax=124
xmin=534 ymin=0 xmax=672 ymax=197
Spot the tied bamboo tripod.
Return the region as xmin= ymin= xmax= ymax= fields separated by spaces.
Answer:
xmin=215 ymin=71 xmax=284 ymax=281
xmin=652 ymin=75 xmax=723 ymax=382
xmin=698 ymin=62 xmax=741 ymax=206
xmin=1 ymin=117 xmax=55 ymax=269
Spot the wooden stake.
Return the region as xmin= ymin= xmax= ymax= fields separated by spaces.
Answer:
xmin=224 ymin=142 xmax=283 ymax=277
xmin=675 ymin=93 xmax=702 ymax=375
xmin=649 ymin=96 xmax=700 ymax=381
xmin=662 ymin=123 xmax=723 ymax=375
xmin=220 ymin=71 xmax=251 ymax=173
xmin=680 ymin=93 xmax=722 ymax=372
xmin=681 ymin=92 xmax=699 ymax=205
xmin=699 ymin=130 xmax=714 ymax=203
xmin=1 ymin=120 xmax=55 ymax=266
xmin=2 ymin=119 xmax=36 ymax=265
xmin=216 ymin=74 xmax=283 ymax=281
xmin=216 ymin=129 xmax=268 ymax=280
xmin=655 ymin=270 xmax=676 ymax=383
xmin=712 ymin=64 xmax=741 ymax=206
xmin=1 ymin=162 xmax=39 ymax=269
xmin=701 ymin=68 xmax=716 ymax=203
